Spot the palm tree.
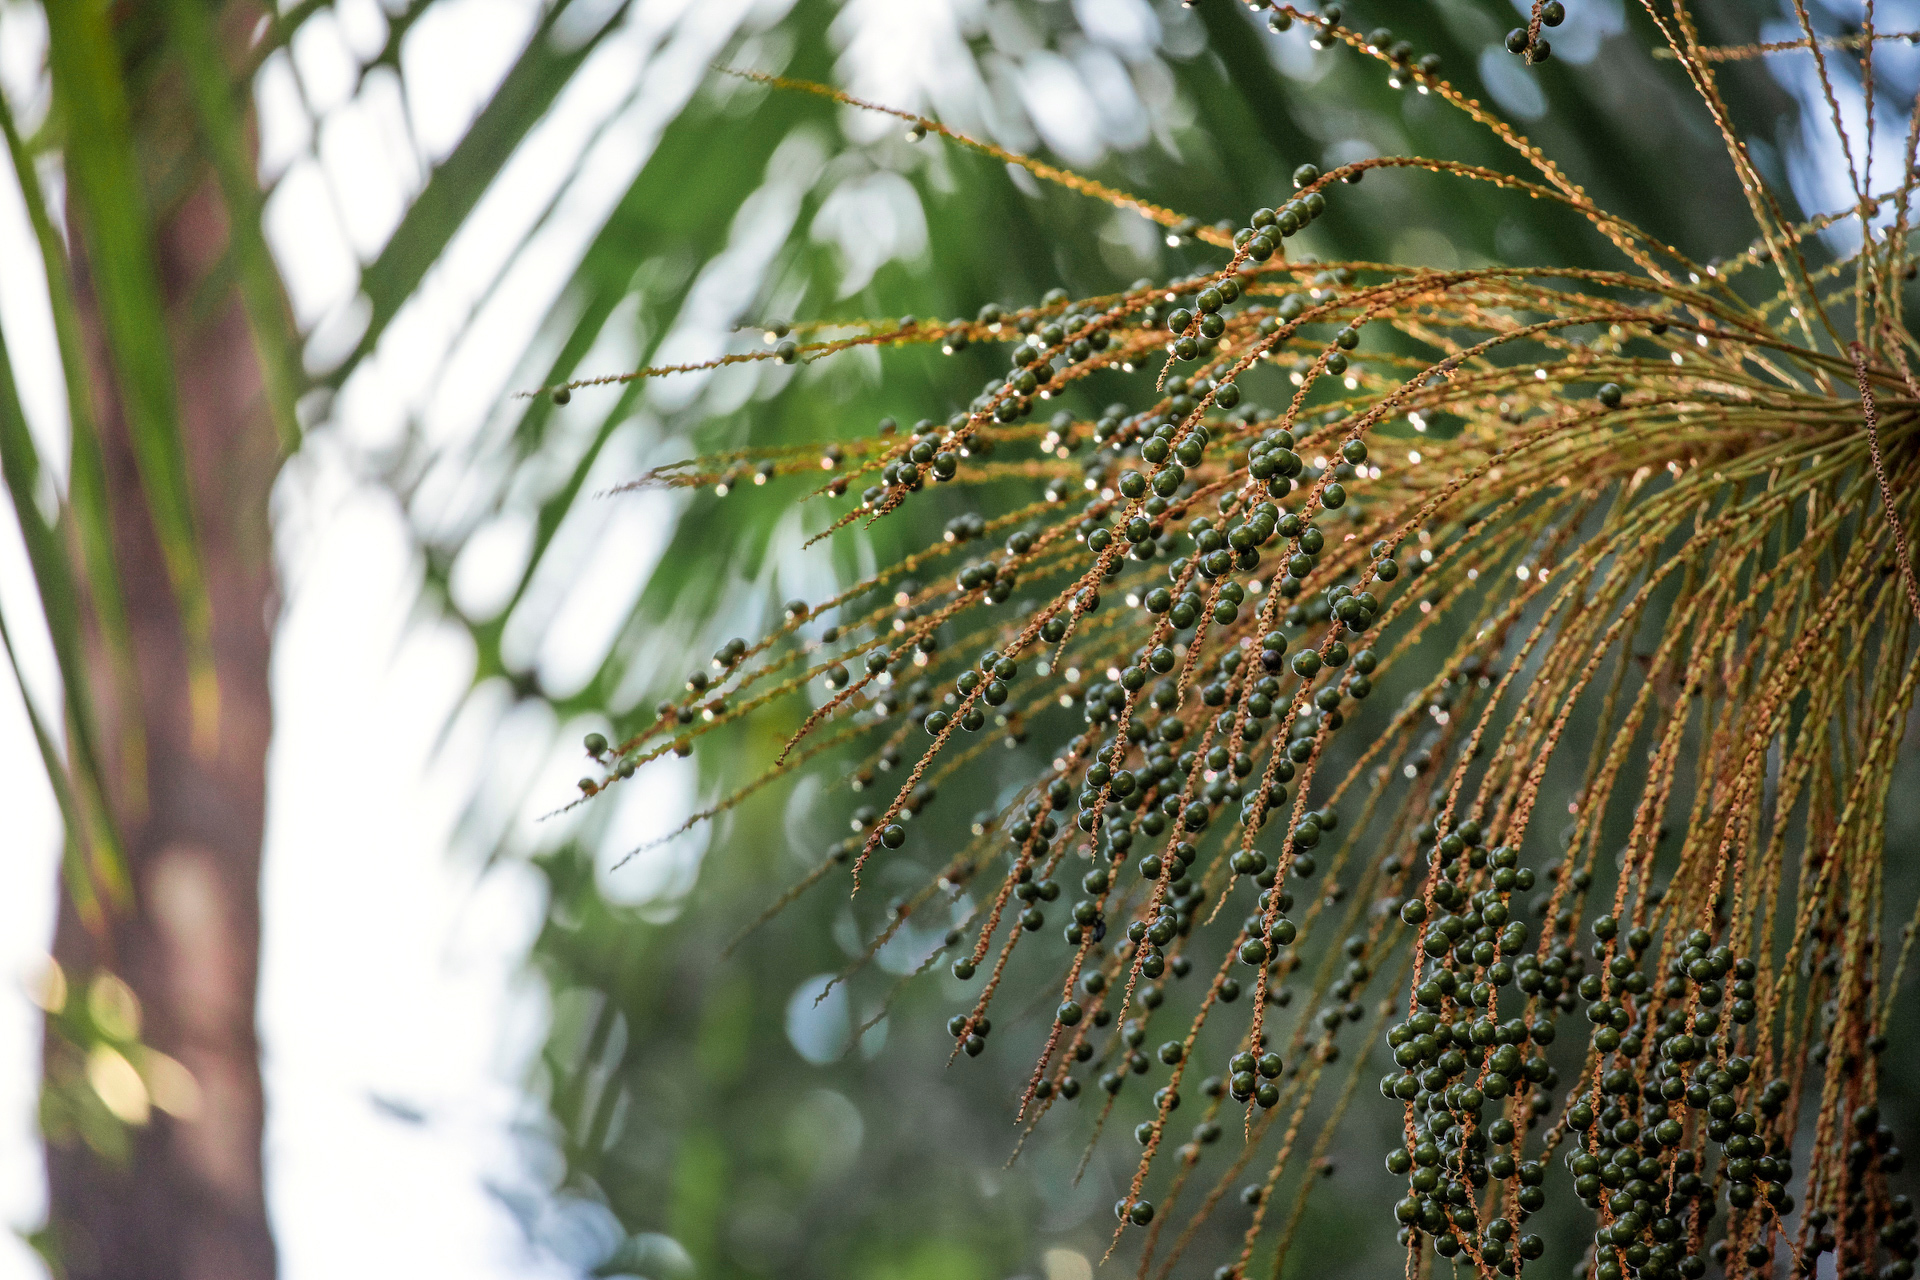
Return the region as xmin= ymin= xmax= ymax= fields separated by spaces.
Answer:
xmin=4 ymin=0 xmax=1910 ymax=1277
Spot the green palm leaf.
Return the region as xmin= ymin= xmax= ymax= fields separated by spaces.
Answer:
xmin=44 ymin=0 xmax=221 ymax=747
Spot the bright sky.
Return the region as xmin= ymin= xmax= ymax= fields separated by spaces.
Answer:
xmin=0 ymin=0 xmax=1897 ymax=1276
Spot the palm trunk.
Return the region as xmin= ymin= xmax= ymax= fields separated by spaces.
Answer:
xmin=44 ymin=55 xmax=282 ymax=1280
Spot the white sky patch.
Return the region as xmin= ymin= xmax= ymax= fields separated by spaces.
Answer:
xmin=533 ymin=486 xmax=674 ymax=698
xmin=833 ymin=0 xmax=991 ymax=143
xmin=0 ymin=132 xmax=67 ymax=489
xmin=400 ymin=0 xmax=541 ymax=162
xmin=330 ymin=0 xmax=391 ymax=63
xmin=599 ymin=751 xmax=707 ymax=910
xmin=255 ymin=52 xmax=315 ymax=183
xmin=1016 ymin=49 xmax=1106 ymax=167
xmin=0 ymin=1 xmax=49 ymax=130
xmin=1072 ymin=42 xmax=1150 ymax=151
xmin=318 ymin=83 xmax=415 ymax=262
xmin=978 ymin=50 xmax=1042 ymax=154
xmin=288 ymin=8 xmax=360 ymax=118
xmin=448 ymin=507 xmax=537 ymax=624
xmin=1071 ymin=0 xmax=1159 ymax=62
xmin=264 ymin=156 xmax=361 ymax=327
xmin=261 ymin=477 xmax=571 ymax=1280
xmin=812 ymin=168 xmax=929 ymax=297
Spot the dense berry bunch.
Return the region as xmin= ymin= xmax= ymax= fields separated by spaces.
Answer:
xmin=547 ymin=6 xmax=1920 ymax=1279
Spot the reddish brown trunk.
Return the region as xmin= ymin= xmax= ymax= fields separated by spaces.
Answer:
xmin=46 ymin=91 xmax=282 ymax=1280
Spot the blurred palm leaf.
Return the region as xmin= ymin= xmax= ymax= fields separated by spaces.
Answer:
xmin=41 ymin=0 xmax=222 ymax=745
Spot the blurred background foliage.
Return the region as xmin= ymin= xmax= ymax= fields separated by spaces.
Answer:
xmin=443 ymin=4 xmax=1917 ymax=1280
xmin=5 ymin=0 xmax=1918 ymax=1276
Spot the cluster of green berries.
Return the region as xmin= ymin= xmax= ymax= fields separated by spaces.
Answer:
xmin=1504 ymin=1 xmax=1565 ymax=63
xmin=579 ymin=731 xmax=634 ymax=790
